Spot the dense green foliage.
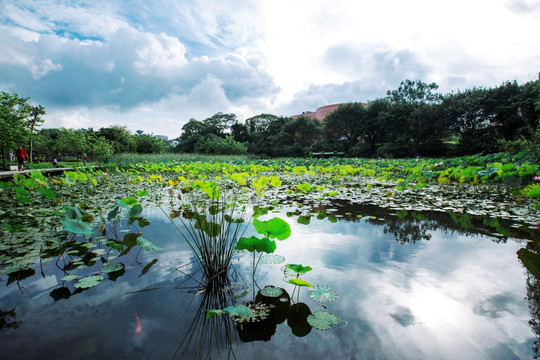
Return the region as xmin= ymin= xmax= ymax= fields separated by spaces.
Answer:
xmin=2 ymin=78 xmax=539 ymax=168
xmin=175 ymin=79 xmax=539 ymax=158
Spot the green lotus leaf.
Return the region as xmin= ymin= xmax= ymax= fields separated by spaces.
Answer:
xmin=138 ymin=218 xmax=150 ymax=228
xmin=396 ymin=209 xmax=408 ymax=219
xmin=107 ymin=206 xmax=120 ymax=220
xmin=92 ymin=249 xmax=106 ymax=256
xmin=297 ymin=215 xmax=311 ymax=225
xmin=260 ymin=254 xmax=285 ymax=264
xmin=501 ymin=163 xmax=515 ymax=172
xmin=260 ymin=286 xmax=283 ymax=298
xmin=528 ymin=186 xmax=540 ymax=199
xmin=63 ymin=206 xmax=82 ymax=220
xmin=36 ymin=187 xmax=56 ymax=199
xmin=287 ymin=264 xmax=312 ymax=274
xmin=13 ymin=187 xmax=30 ymax=195
xmin=307 ymin=285 xmax=339 ymax=302
xmin=229 ymin=289 xmax=248 ymax=299
xmin=270 ymin=176 xmax=282 ymax=187
xmin=194 ymin=219 xmax=221 ymax=237
xmin=121 ymin=197 xmax=138 ymax=206
xmin=60 ymin=274 xmax=79 ymax=282
xmin=222 ymin=303 xmax=270 ymax=323
xmin=106 ymin=240 xmax=123 ymax=250
xmin=136 ymin=236 xmax=163 ymax=251
xmin=517 ymin=248 xmax=540 ymax=278
xmin=288 ymin=278 xmax=313 ymax=287
xmin=206 ymin=309 xmax=224 ymax=319
xmin=297 ymin=183 xmax=312 ymax=193
xmin=253 ymin=217 xmax=291 ymax=240
xmin=129 ymin=204 xmax=143 ymax=218
xmin=74 ymin=274 xmax=104 ymax=289
xmin=136 ymin=190 xmax=148 ymax=197
xmin=503 ymin=175 xmax=522 ymax=187
xmin=307 ymin=310 xmax=339 ymax=330
xmin=235 ymin=236 xmax=276 ymax=254
xmin=115 ymin=200 xmax=131 ymax=210
xmin=396 ymin=180 xmax=408 ymax=190
xmin=100 ymin=263 xmax=124 ymax=273
xmin=61 ymin=218 xmax=95 ymax=235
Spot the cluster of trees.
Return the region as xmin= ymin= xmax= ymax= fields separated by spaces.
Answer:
xmin=2 ymin=78 xmax=539 ymax=167
xmin=0 ymin=90 xmax=171 ymax=167
xmin=33 ymin=126 xmax=171 ymax=163
xmin=176 ymin=79 xmax=540 ymax=158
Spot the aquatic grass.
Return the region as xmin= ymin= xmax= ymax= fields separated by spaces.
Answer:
xmin=164 ymin=194 xmax=250 ymax=282
xmin=109 ymin=152 xmax=256 ymax=166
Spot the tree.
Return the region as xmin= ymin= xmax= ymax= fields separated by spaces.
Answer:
xmin=245 ymin=114 xmax=279 ymax=135
xmin=176 ymin=119 xmax=207 ymax=153
xmin=441 ymin=88 xmax=500 ymax=155
xmin=57 ymin=128 xmax=86 ymax=166
xmin=86 ymin=133 xmax=114 ymax=161
xmin=244 ymin=114 xmax=283 ymax=155
xmin=386 ymin=79 xmax=442 ymax=105
xmin=134 ymin=134 xmax=170 ymax=154
xmin=194 ymin=135 xmax=248 ymax=155
xmin=230 ymin=122 xmax=249 ymax=143
xmin=324 ymin=103 xmax=367 ymax=153
xmin=27 ymin=105 xmax=46 ymax=162
xmin=383 ymin=80 xmax=447 ymax=157
xmin=202 ymin=112 xmax=236 ymax=137
xmin=96 ymin=125 xmax=136 ymax=153
xmin=0 ymin=92 xmax=31 ymax=169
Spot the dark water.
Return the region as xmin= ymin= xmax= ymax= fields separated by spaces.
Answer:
xmin=1 ymin=203 xmax=538 ymax=360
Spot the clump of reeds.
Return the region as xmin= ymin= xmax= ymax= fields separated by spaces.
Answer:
xmin=163 ymin=194 xmax=249 ymax=282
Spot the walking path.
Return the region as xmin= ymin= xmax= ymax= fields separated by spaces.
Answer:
xmin=0 ymin=167 xmax=74 ymax=179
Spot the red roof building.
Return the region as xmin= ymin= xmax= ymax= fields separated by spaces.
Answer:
xmin=292 ymin=103 xmax=368 ymax=120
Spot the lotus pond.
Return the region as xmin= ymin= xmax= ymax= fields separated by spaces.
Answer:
xmin=1 ymin=155 xmax=540 ymax=359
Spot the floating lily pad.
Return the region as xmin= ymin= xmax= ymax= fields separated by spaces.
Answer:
xmin=61 ymin=274 xmax=79 ymax=282
xmin=260 ymin=286 xmax=283 ymax=298
xmin=307 ymin=285 xmax=339 ymax=302
xmin=260 ymin=254 xmax=285 ymax=264
xmin=207 ymin=303 xmax=270 ymax=323
xmin=91 ymin=249 xmax=106 ymax=256
xmin=74 ymin=274 xmax=104 ymax=289
xmin=136 ymin=236 xmax=163 ymax=251
xmin=229 ymin=289 xmax=249 ymax=299
xmin=100 ymin=263 xmax=124 ymax=273
xmin=61 ymin=218 xmax=95 ymax=236
xmin=307 ymin=310 xmax=339 ymax=330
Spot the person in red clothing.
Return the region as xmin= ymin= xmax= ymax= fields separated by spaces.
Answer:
xmin=15 ymin=145 xmax=28 ymax=171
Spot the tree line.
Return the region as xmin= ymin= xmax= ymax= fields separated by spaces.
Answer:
xmin=2 ymin=78 xmax=539 ymax=167
xmin=0 ymin=91 xmax=170 ymax=167
xmin=176 ymin=79 xmax=540 ymax=158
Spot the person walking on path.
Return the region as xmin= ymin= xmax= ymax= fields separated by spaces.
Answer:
xmin=15 ymin=145 xmax=28 ymax=171
xmin=82 ymin=153 xmax=88 ymax=168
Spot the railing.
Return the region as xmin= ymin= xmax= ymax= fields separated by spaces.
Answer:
xmin=311 ymin=152 xmax=345 ymax=158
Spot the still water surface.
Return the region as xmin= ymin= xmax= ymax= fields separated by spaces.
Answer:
xmin=0 ymin=204 xmax=537 ymax=359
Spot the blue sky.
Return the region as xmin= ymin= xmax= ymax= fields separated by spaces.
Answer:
xmin=1 ymin=0 xmax=539 ymax=137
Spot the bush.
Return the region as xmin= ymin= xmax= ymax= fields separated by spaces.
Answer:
xmin=194 ymin=135 xmax=248 ymax=155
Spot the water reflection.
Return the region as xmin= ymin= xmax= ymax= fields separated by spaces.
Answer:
xmin=1 ymin=199 xmax=540 ymax=359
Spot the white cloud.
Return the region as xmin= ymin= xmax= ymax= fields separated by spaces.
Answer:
xmin=0 ymin=0 xmax=538 ymax=134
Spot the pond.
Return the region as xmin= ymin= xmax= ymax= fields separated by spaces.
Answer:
xmin=1 ymin=200 xmax=539 ymax=360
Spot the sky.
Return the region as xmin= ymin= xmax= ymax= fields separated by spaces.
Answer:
xmin=1 ymin=0 xmax=539 ymax=138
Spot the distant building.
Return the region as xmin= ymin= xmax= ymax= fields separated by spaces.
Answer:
xmin=155 ymin=135 xmax=168 ymax=141
xmin=292 ymin=103 xmax=368 ymax=120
